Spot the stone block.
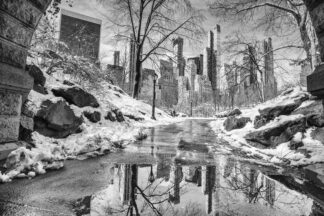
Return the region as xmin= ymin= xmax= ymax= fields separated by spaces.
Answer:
xmin=0 ymin=63 xmax=34 ymax=92
xmin=0 ymin=115 xmax=20 ymax=143
xmin=0 ymin=142 xmax=18 ymax=161
xmin=0 ymin=91 xmax=22 ymax=116
xmin=0 ymin=39 xmax=27 ymax=68
xmin=0 ymin=0 xmax=43 ymax=27
xmin=307 ymin=64 xmax=324 ymax=98
xmin=0 ymin=13 xmax=34 ymax=47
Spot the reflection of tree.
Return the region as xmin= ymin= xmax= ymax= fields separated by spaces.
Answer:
xmin=109 ymin=163 xmax=187 ymax=216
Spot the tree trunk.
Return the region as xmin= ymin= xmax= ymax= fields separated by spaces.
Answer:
xmin=300 ymin=23 xmax=313 ymax=69
xmin=132 ymin=47 xmax=142 ymax=99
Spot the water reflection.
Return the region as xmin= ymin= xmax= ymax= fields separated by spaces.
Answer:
xmin=72 ymin=153 xmax=323 ymax=216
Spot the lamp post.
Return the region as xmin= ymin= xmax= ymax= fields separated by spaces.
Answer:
xmin=151 ymin=73 xmax=158 ymax=120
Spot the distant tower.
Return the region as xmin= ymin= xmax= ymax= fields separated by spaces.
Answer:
xmin=173 ymin=37 xmax=185 ymax=77
xmin=215 ymin=25 xmax=221 ymax=91
xmin=129 ymin=35 xmax=137 ymax=92
xmin=114 ymin=51 xmax=120 ymax=66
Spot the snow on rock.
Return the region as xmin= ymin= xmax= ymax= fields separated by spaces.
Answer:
xmin=210 ymin=87 xmax=324 ymax=166
xmin=1 ymin=69 xmax=180 ymax=183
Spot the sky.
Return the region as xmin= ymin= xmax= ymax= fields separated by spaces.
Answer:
xmin=59 ymin=0 xmax=303 ymax=89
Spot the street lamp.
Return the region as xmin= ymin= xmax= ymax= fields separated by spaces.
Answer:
xmin=148 ymin=165 xmax=155 ymax=183
xmin=151 ymin=73 xmax=158 ymax=120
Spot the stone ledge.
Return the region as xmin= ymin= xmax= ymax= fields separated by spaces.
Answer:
xmin=0 ymin=91 xmax=22 ymax=116
xmin=0 ymin=142 xmax=18 ymax=161
xmin=0 ymin=115 xmax=20 ymax=143
xmin=0 ymin=62 xmax=34 ymax=92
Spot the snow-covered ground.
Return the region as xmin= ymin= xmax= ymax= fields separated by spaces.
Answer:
xmin=0 ymin=72 xmax=183 ymax=183
xmin=210 ymin=87 xmax=324 ymax=166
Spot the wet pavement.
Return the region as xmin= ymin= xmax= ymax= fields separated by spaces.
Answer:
xmin=0 ymin=119 xmax=323 ymax=216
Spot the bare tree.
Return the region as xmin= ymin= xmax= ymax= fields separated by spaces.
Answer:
xmin=208 ymin=0 xmax=318 ymax=70
xmin=98 ymin=0 xmax=205 ymax=99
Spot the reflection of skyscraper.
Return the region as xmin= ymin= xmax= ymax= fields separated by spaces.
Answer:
xmin=265 ymin=178 xmax=275 ymax=206
xmin=114 ymin=164 xmax=138 ymax=205
xmin=170 ymin=165 xmax=183 ymax=204
xmin=205 ymin=166 xmax=216 ymax=214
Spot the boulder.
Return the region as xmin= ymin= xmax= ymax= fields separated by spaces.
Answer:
xmin=33 ymin=84 xmax=48 ymax=95
xmin=254 ymin=115 xmax=268 ymax=129
xmin=216 ymin=108 xmax=241 ymax=118
xmin=245 ymin=115 xmax=306 ymax=148
xmin=26 ymin=65 xmax=46 ymax=86
xmin=83 ymin=110 xmax=101 ymax=123
xmin=124 ymin=114 xmax=144 ymax=121
xmin=223 ymin=116 xmax=251 ymax=131
xmin=255 ymin=94 xmax=309 ymax=128
xmin=34 ymin=98 xmax=83 ymax=138
xmin=52 ymin=86 xmax=99 ymax=108
xmin=307 ymin=114 xmax=324 ymax=127
xmin=105 ymin=111 xmax=116 ymax=122
xmin=113 ymin=109 xmax=125 ymax=122
xmin=228 ymin=108 xmax=242 ymax=116
xmin=19 ymin=115 xmax=34 ymax=143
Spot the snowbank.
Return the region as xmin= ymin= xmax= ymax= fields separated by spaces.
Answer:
xmin=0 ymin=70 xmax=182 ymax=183
xmin=210 ymin=87 xmax=324 ymax=166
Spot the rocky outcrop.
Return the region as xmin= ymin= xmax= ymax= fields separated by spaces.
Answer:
xmin=83 ymin=110 xmax=101 ymax=123
xmin=32 ymin=98 xmax=83 ymax=138
xmin=216 ymin=108 xmax=241 ymax=118
xmin=254 ymin=93 xmax=309 ymax=128
xmin=26 ymin=65 xmax=48 ymax=95
xmin=245 ymin=115 xmax=306 ymax=148
xmin=223 ymin=116 xmax=251 ymax=131
xmin=113 ymin=109 xmax=125 ymax=122
xmin=105 ymin=111 xmax=116 ymax=122
xmin=19 ymin=115 xmax=34 ymax=143
xmin=26 ymin=65 xmax=46 ymax=87
xmin=52 ymin=86 xmax=99 ymax=108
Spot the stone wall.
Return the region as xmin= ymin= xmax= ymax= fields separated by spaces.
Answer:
xmin=0 ymin=0 xmax=52 ymax=157
xmin=305 ymin=0 xmax=324 ymax=98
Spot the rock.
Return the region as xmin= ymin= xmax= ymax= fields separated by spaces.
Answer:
xmin=113 ymin=109 xmax=125 ymax=122
xmin=83 ymin=110 xmax=101 ymax=123
xmin=245 ymin=115 xmax=306 ymax=148
xmin=26 ymin=65 xmax=46 ymax=86
xmin=228 ymin=108 xmax=242 ymax=116
xmin=310 ymin=127 xmax=324 ymax=144
xmin=254 ymin=115 xmax=268 ymax=129
xmin=52 ymin=86 xmax=99 ymax=108
xmin=34 ymin=98 xmax=83 ymax=138
xmin=288 ymin=132 xmax=304 ymax=150
xmin=307 ymin=114 xmax=324 ymax=127
xmin=19 ymin=115 xmax=34 ymax=143
xmin=63 ymin=80 xmax=75 ymax=86
xmin=223 ymin=116 xmax=251 ymax=131
xmin=33 ymin=84 xmax=48 ymax=95
xmin=215 ymin=108 xmax=241 ymax=118
xmin=105 ymin=111 xmax=116 ymax=121
xmin=292 ymin=99 xmax=323 ymax=116
xmin=124 ymin=114 xmax=144 ymax=121
xmin=255 ymin=94 xmax=309 ymax=128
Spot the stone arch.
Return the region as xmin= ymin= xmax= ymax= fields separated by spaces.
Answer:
xmin=0 ymin=0 xmax=52 ymax=154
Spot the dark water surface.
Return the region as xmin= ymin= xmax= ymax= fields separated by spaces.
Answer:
xmin=0 ymin=120 xmax=323 ymax=216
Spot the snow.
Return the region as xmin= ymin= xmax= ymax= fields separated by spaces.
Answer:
xmin=210 ymin=87 xmax=324 ymax=166
xmin=0 ymin=70 xmax=183 ymax=183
